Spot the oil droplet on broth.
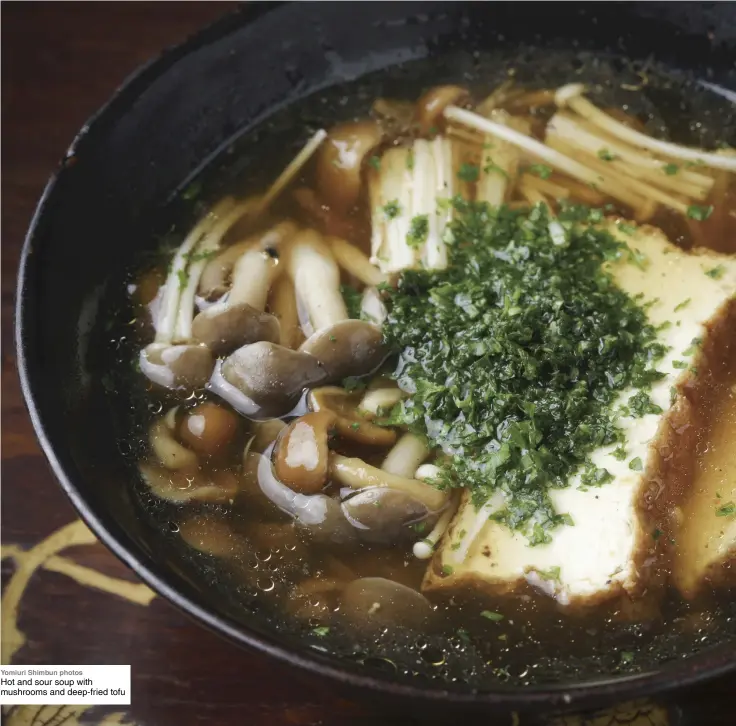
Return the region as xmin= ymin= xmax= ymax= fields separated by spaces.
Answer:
xmin=168 ymin=522 xmax=180 ymax=533
xmin=257 ymin=576 xmax=276 ymax=592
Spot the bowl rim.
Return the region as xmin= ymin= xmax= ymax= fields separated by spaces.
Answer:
xmin=14 ymin=1 xmax=736 ymax=713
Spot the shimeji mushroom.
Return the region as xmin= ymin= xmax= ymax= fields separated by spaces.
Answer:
xmin=210 ymin=340 xmax=327 ymax=418
xmin=191 ymin=221 xmax=297 ymax=354
xmin=308 ymin=387 xmax=396 ymax=446
xmin=140 ymin=129 xmax=328 ymax=390
xmin=315 ymin=121 xmax=384 ymax=214
xmin=138 ymin=462 xmax=239 ymax=504
xmin=340 ymin=577 xmax=435 ymax=632
xmin=272 ymin=410 xmax=337 ymax=494
xmin=178 ymin=515 xmax=249 ymax=558
xmin=329 ymin=453 xmax=450 ymax=512
xmin=340 ymin=434 xmax=436 ymax=544
xmin=288 ymin=230 xmax=388 ymax=380
xmin=414 ymin=85 xmax=470 ymax=136
xmin=255 ymin=444 xmax=356 ymax=544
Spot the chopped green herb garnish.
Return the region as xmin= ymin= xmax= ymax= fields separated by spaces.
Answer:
xmin=597 ymin=148 xmax=617 ymax=162
xmin=687 ymin=204 xmax=713 ymax=221
xmin=536 ymin=566 xmax=561 ymax=582
xmin=457 ymin=163 xmax=480 ymax=183
xmin=674 ymin=298 xmax=691 ymax=312
xmin=716 ymin=502 xmax=736 ymax=517
xmin=350 ymin=422 xmax=360 ymax=431
xmin=457 ymin=628 xmax=471 ymax=643
xmin=618 ymin=224 xmax=636 ymax=236
xmin=628 ymin=391 xmax=663 ymax=417
xmin=483 ymin=158 xmax=509 ymax=178
xmin=177 ymin=269 xmax=189 ymax=289
xmin=312 ymin=626 xmax=330 ymax=637
xmin=341 ymin=284 xmax=363 ymax=319
xmin=343 ymin=376 xmax=367 ymax=393
xmin=442 ymin=565 xmax=454 ymax=576
xmin=662 ymin=163 xmax=679 ymax=176
xmin=383 ymin=199 xmax=401 ymax=219
xmin=669 ymin=386 xmax=678 ymax=405
xmin=672 ymin=360 xmax=687 ymax=369
xmin=627 ymin=247 xmax=648 ymax=270
xmin=382 ymin=203 xmax=666 ymax=543
xmin=368 ymin=155 xmax=381 ymax=171
xmin=406 ymin=214 xmax=430 ymax=248
xmin=612 ymin=446 xmax=627 ymax=461
xmin=628 ymin=457 xmax=643 ymax=472
xmin=406 ymin=149 xmax=415 ymax=171
xmin=412 ymin=522 xmax=428 ymax=534
xmin=705 ymin=265 xmax=725 ymax=280
xmin=529 ymin=164 xmax=553 ymax=180
xmin=620 ymin=651 xmax=634 ymax=665
xmin=480 ymin=611 xmax=504 ymax=622
xmin=653 ymin=528 xmax=663 ymax=540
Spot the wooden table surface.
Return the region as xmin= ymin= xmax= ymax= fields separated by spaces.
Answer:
xmin=2 ymin=3 xmax=734 ymax=725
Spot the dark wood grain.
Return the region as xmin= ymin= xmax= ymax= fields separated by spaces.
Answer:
xmin=2 ymin=4 xmax=734 ymax=726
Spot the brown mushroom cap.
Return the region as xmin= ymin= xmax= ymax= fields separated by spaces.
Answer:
xmin=299 ymin=319 xmax=388 ymax=382
xmin=139 ymin=342 xmax=214 ymax=390
xmin=178 ymin=401 xmax=240 ymax=457
xmin=192 ymin=302 xmax=281 ymax=355
xmin=340 ymin=577 xmax=435 ymax=632
xmin=415 ymin=85 xmax=470 ymax=136
xmin=272 ymin=410 xmax=337 ymax=494
xmin=221 ymin=341 xmax=327 ymax=417
xmin=315 ymin=121 xmax=384 ymax=213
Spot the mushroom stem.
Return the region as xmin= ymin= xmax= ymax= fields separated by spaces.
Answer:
xmin=329 ymin=454 xmax=449 ymax=511
xmin=228 ymin=247 xmax=280 ymax=310
xmin=174 ymin=196 xmax=265 ymax=342
xmin=381 ymin=433 xmax=430 ymax=478
xmin=413 ymin=491 xmax=459 ymax=560
xmin=259 ymin=129 xmax=328 ymax=213
xmin=269 ymin=276 xmax=302 ymax=349
xmin=155 ymin=197 xmax=237 ymax=344
xmin=287 ymin=229 xmax=348 ymax=332
xmin=149 ymin=413 xmax=199 ymax=471
xmin=328 ymin=236 xmax=385 ymax=287
xmin=358 ymin=385 xmax=404 ymax=417
xmin=555 ymin=84 xmax=736 ymax=172
xmin=444 ymin=105 xmax=648 ymax=214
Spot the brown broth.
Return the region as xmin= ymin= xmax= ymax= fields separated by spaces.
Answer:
xmin=109 ymin=51 xmax=736 ymax=687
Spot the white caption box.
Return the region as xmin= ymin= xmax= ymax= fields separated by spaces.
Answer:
xmin=0 ymin=665 xmax=131 ymax=705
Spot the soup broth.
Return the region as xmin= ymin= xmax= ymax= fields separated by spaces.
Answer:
xmin=104 ymin=50 xmax=736 ymax=687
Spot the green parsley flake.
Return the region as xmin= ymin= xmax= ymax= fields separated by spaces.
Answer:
xmin=653 ymin=528 xmax=663 ymax=540
xmin=312 ymin=626 xmax=330 ymax=637
xmin=705 ymin=265 xmax=725 ymax=280
xmin=529 ymin=164 xmax=553 ymax=180
xmin=407 ymin=214 xmax=430 ymax=248
xmin=672 ymin=360 xmax=687 ymax=369
xmin=343 ymin=376 xmax=368 ymax=393
xmin=177 ymin=269 xmax=189 ymax=289
xmin=536 ymin=566 xmax=561 ymax=582
xmin=628 ymin=457 xmax=643 ymax=471
xmin=674 ymin=298 xmax=691 ymax=312
xmin=597 ymin=148 xmax=617 ymax=162
xmin=483 ymin=158 xmax=509 ymax=178
xmin=442 ymin=565 xmax=454 ymax=576
xmin=618 ymin=224 xmax=636 ymax=236
xmin=620 ymin=651 xmax=634 ymax=665
xmin=382 ymin=203 xmax=667 ymax=544
xmin=368 ymin=155 xmax=381 ymax=171
xmin=406 ymin=150 xmax=415 ymax=171
xmin=662 ymin=163 xmax=679 ymax=176
xmin=383 ymin=199 xmax=401 ymax=219
xmin=480 ymin=611 xmax=504 ymax=622
xmin=687 ymin=204 xmax=714 ymax=221
xmin=181 ymin=179 xmax=203 ymax=200
xmin=612 ymin=446 xmax=627 ymax=461
xmin=716 ymin=502 xmax=736 ymax=517
xmin=457 ymin=163 xmax=480 ymax=183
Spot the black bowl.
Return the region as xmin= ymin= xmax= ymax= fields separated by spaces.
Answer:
xmin=16 ymin=1 xmax=736 ymax=717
